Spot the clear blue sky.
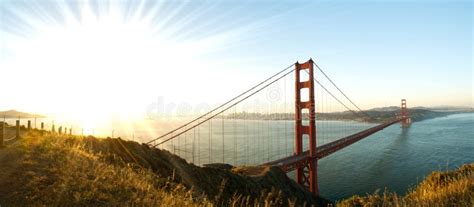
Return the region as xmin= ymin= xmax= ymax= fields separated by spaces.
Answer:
xmin=199 ymin=0 xmax=473 ymax=108
xmin=0 ymin=0 xmax=472 ymax=117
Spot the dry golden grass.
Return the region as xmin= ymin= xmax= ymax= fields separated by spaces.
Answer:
xmin=5 ymin=130 xmax=469 ymax=207
xmin=0 ymin=130 xmax=325 ymax=206
xmin=338 ymin=163 xmax=474 ymax=207
xmin=0 ymin=131 xmax=211 ymax=206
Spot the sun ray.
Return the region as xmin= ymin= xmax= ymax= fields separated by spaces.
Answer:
xmin=0 ymin=1 xmax=294 ymax=135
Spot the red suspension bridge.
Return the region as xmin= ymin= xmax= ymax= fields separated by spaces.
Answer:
xmin=146 ymin=58 xmax=411 ymax=196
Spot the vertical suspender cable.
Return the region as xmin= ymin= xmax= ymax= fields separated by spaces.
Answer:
xmin=198 ymin=125 xmax=201 ymax=166
xmin=222 ymin=114 xmax=224 ymax=163
xmin=209 ymin=119 xmax=212 ymax=164
xmin=184 ymin=128 xmax=187 ymax=159
xmin=193 ymin=127 xmax=196 ymax=164
xmin=284 ymin=75 xmax=288 ymax=156
xmin=233 ymin=108 xmax=236 ymax=165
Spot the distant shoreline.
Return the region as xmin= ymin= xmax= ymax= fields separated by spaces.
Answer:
xmin=223 ymin=109 xmax=473 ymax=123
xmin=0 ymin=110 xmax=46 ymax=119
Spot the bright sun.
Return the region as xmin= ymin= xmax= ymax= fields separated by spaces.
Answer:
xmin=1 ymin=1 xmax=258 ymax=136
xmin=3 ymin=5 xmax=215 ymax=124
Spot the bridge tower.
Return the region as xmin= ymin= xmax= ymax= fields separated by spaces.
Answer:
xmin=401 ymin=99 xmax=411 ymax=127
xmin=294 ymin=59 xmax=318 ymax=195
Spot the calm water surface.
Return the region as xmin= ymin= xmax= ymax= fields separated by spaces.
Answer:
xmin=318 ymin=113 xmax=474 ymax=200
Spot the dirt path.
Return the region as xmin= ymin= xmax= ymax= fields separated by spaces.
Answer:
xmin=0 ymin=128 xmax=20 ymax=159
xmin=0 ymin=132 xmax=25 ymax=205
xmin=2 ymin=128 xmax=18 ymax=142
xmin=0 ymin=127 xmax=28 ymax=197
xmin=1 ymin=126 xmax=28 ymax=144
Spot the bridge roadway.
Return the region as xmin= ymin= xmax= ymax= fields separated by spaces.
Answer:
xmin=263 ymin=118 xmax=406 ymax=172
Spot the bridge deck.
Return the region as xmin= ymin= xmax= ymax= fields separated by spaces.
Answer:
xmin=263 ymin=118 xmax=404 ymax=172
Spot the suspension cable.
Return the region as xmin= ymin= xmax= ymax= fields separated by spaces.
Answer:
xmin=146 ymin=63 xmax=294 ymax=145
xmin=305 ymin=68 xmax=373 ymax=121
xmin=312 ymin=62 xmax=375 ymax=120
xmin=312 ymin=73 xmax=359 ymax=116
xmin=151 ymin=68 xmax=296 ymax=147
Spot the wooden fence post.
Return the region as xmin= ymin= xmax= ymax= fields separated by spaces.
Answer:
xmin=40 ymin=122 xmax=44 ymax=135
xmin=0 ymin=122 xmax=4 ymax=147
xmin=27 ymin=120 xmax=31 ymax=130
xmin=59 ymin=126 xmax=62 ymax=134
xmin=69 ymin=128 xmax=72 ymax=135
xmin=16 ymin=120 xmax=20 ymax=139
xmin=52 ymin=125 xmax=55 ymax=133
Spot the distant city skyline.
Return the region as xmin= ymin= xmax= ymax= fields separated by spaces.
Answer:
xmin=0 ymin=0 xmax=472 ymax=120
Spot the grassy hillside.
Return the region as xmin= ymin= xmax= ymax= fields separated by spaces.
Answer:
xmin=338 ymin=163 xmax=474 ymax=206
xmin=1 ymin=129 xmax=471 ymax=206
xmin=0 ymin=130 xmax=327 ymax=206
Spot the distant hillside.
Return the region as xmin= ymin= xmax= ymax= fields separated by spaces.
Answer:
xmin=368 ymin=106 xmax=399 ymax=111
xmin=418 ymin=106 xmax=474 ymax=112
xmin=365 ymin=108 xmax=457 ymax=123
xmin=0 ymin=110 xmax=45 ymax=118
xmin=370 ymin=106 xmax=474 ymax=112
xmin=225 ymin=108 xmax=468 ymax=123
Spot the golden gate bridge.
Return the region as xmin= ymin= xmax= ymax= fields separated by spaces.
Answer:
xmin=145 ymin=58 xmax=411 ymax=196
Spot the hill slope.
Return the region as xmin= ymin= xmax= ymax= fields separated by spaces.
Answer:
xmin=0 ymin=130 xmax=327 ymax=206
xmin=1 ymin=129 xmax=471 ymax=206
xmin=338 ymin=163 xmax=474 ymax=206
xmin=0 ymin=110 xmax=45 ymax=118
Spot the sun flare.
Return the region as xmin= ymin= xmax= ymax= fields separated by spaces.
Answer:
xmin=1 ymin=3 xmax=224 ymax=123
